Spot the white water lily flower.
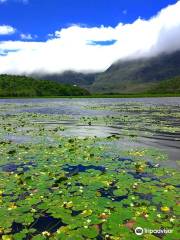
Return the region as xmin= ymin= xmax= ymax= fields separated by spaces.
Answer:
xmin=170 ymin=217 xmax=175 ymax=222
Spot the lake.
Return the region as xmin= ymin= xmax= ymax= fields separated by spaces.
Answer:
xmin=0 ymin=97 xmax=179 ymax=239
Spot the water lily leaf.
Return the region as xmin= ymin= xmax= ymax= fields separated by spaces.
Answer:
xmin=80 ymin=226 xmax=99 ymax=239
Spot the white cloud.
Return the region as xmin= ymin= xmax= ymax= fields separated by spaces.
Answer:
xmin=0 ymin=1 xmax=180 ymax=75
xmin=0 ymin=25 xmax=16 ymax=35
xmin=20 ymin=33 xmax=33 ymax=40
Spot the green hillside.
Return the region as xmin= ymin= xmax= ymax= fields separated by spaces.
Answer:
xmin=148 ymin=76 xmax=180 ymax=94
xmin=0 ymin=75 xmax=90 ymax=97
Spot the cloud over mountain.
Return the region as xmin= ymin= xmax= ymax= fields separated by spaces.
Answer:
xmin=0 ymin=1 xmax=180 ymax=75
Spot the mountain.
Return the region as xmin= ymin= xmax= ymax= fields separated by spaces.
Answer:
xmin=1 ymin=51 xmax=179 ymax=96
xmin=0 ymin=75 xmax=90 ymax=97
xmin=89 ymin=50 xmax=180 ymax=93
xmin=37 ymin=71 xmax=96 ymax=88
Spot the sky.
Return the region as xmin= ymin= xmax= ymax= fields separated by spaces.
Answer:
xmin=0 ymin=0 xmax=179 ymax=75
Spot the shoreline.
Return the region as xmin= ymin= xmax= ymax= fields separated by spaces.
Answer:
xmin=0 ymin=94 xmax=180 ymax=99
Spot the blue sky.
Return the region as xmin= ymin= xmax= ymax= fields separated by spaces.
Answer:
xmin=0 ymin=0 xmax=180 ymax=75
xmin=0 ymin=0 xmax=178 ymax=41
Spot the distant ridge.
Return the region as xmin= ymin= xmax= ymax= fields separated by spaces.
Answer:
xmin=37 ymin=71 xmax=96 ymax=89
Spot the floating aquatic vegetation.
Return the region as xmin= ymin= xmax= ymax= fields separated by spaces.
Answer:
xmin=0 ymin=99 xmax=179 ymax=239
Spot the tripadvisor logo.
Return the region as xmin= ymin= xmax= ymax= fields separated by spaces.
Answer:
xmin=135 ymin=227 xmax=173 ymax=235
xmin=135 ymin=227 xmax=143 ymax=235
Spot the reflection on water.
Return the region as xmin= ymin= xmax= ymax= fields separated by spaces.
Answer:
xmin=5 ymin=135 xmax=33 ymax=143
xmin=0 ymin=97 xmax=179 ymax=166
xmin=60 ymin=125 xmax=120 ymax=138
